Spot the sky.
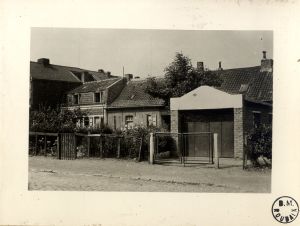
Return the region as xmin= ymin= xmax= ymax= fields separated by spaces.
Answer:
xmin=31 ymin=28 xmax=273 ymax=78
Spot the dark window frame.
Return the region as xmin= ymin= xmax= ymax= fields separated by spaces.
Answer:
xmin=94 ymin=91 xmax=104 ymax=103
xmin=125 ymin=115 xmax=134 ymax=127
xmin=73 ymin=94 xmax=80 ymax=105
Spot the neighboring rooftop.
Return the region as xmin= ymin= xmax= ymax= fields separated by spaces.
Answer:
xmin=68 ymin=78 xmax=121 ymax=94
xmin=216 ymin=66 xmax=273 ymax=103
xmin=30 ymin=58 xmax=118 ymax=82
xmin=30 ymin=61 xmax=81 ymax=83
xmin=109 ymin=80 xmax=165 ymax=108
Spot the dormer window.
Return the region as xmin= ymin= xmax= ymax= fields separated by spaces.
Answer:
xmin=94 ymin=91 xmax=104 ymax=103
xmin=67 ymin=95 xmax=73 ymax=104
xmin=74 ymin=94 xmax=80 ymax=104
xmin=239 ymin=84 xmax=249 ymax=93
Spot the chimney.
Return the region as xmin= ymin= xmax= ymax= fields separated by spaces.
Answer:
xmin=106 ymin=71 xmax=111 ymax=76
xmin=260 ymin=51 xmax=273 ymax=72
xmin=125 ymin=74 xmax=133 ymax=81
xmin=262 ymin=51 xmax=267 ymax=59
xmin=37 ymin=58 xmax=50 ymax=66
xmin=218 ymin=61 xmax=223 ymax=70
xmin=197 ymin=62 xmax=204 ymax=72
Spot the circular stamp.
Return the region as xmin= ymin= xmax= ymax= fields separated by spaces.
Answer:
xmin=272 ymin=196 xmax=299 ymax=224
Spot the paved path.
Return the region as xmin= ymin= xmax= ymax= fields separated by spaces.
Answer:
xmin=29 ymin=157 xmax=271 ymax=192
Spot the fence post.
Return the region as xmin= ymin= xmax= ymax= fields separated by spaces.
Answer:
xmin=213 ymin=133 xmax=219 ymax=169
xmin=57 ymin=134 xmax=60 ymax=159
xmin=44 ymin=135 xmax=47 ymax=157
xmin=35 ymin=134 xmax=38 ymax=155
xmin=87 ymin=132 xmax=90 ymax=158
xmin=243 ymin=133 xmax=248 ymax=170
xmin=99 ymin=135 xmax=103 ymax=158
xmin=149 ymin=133 xmax=155 ymax=164
xmin=117 ymin=137 xmax=121 ymax=158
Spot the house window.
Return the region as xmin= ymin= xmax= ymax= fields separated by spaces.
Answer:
xmin=146 ymin=115 xmax=152 ymax=127
xmin=89 ymin=117 xmax=93 ymax=127
xmin=125 ymin=115 xmax=134 ymax=128
xmin=94 ymin=117 xmax=101 ymax=127
xmin=74 ymin=94 xmax=80 ymax=104
xmin=68 ymin=95 xmax=73 ymax=104
xmin=146 ymin=114 xmax=157 ymax=127
xmin=253 ymin=112 xmax=261 ymax=128
xmin=76 ymin=118 xmax=81 ymax=127
xmin=94 ymin=91 xmax=104 ymax=103
xmin=84 ymin=117 xmax=89 ymax=127
xmin=101 ymin=117 xmax=104 ymax=126
xmin=113 ymin=116 xmax=117 ymax=130
xmin=239 ymin=84 xmax=249 ymax=93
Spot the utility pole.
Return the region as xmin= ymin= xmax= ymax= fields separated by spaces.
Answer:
xmin=122 ymin=66 xmax=124 ymax=78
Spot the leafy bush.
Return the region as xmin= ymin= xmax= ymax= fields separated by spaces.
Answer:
xmin=156 ymin=135 xmax=176 ymax=155
xmin=89 ymin=125 xmax=113 ymax=134
xmin=30 ymin=107 xmax=86 ymax=133
xmin=120 ymin=125 xmax=171 ymax=160
xmin=247 ymin=125 xmax=272 ymax=166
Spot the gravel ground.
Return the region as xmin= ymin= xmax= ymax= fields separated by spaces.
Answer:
xmin=28 ymin=156 xmax=271 ymax=192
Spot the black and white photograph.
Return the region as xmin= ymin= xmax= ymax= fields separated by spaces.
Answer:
xmin=28 ymin=28 xmax=273 ymax=193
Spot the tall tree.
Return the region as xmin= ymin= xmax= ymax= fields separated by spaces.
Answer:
xmin=146 ymin=52 xmax=222 ymax=105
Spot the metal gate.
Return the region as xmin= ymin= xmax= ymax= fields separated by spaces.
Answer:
xmin=58 ymin=133 xmax=76 ymax=160
xmin=153 ymin=132 xmax=214 ymax=165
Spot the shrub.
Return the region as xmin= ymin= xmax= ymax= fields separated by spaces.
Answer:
xmin=247 ymin=125 xmax=272 ymax=166
xmin=120 ymin=125 xmax=170 ymax=160
xmin=89 ymin=125 xmax=113 ymax=134
xmin=30 ymin=107 xmax=86 ymax=133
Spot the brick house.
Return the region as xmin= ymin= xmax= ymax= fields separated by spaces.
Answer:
xmin=30 ymin=58 xmax=115 ymax=110
xmin=170 ymin=52 xmax=273 ymax=159
xmin=63 ymin=78 xmax=126 ymax=127
xmin=107 ymin=79 xmax=169 ymax=131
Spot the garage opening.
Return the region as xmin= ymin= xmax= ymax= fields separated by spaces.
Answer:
xmin=181 ymin=108 xmax=234 ymax=158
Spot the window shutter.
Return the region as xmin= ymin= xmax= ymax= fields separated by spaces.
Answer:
xmin=153 ymin=114 xmax=157 ymax=126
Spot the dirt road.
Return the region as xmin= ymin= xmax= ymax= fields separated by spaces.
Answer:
xmin=29 ymin=157 xmax=271 ymax=192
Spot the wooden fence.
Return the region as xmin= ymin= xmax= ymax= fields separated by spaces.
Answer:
xmin=29 ymin=132 xmax=143 ymax=160
xmin=59 ymin=133 xmax=76 ymax=160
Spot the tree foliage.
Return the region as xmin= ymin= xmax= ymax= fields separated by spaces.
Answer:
xmin=146 ymin=52 xmax=223 ymax=105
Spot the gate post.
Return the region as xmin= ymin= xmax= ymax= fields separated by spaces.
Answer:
xmin=149 ymin=133 xmax=155 ymax=164
xmin=213 ymin=133 xmax=219 ymax=169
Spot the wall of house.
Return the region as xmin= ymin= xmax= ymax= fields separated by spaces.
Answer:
xmin=31 ymin=79 xmax=81 ymax=110
xmin=67 ymin=91 xmax=106 ymax=105
xmin=243 ymin=101 xmax=272 ymax=135
xmin=107 ymin=108 xmax=164 ymax=130
xmin=79 ymin=92 xmax=94 ymax=104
